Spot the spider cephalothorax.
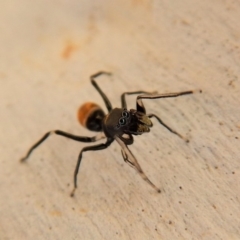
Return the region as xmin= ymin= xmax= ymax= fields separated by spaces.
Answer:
xmin=103 ymin=108 xmax=152 ymax=135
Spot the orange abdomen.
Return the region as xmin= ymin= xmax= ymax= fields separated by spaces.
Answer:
xmin=77 ymin=102 xmax=105 ymax=131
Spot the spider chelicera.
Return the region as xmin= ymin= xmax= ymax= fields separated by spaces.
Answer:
xmin=20 ymin=71 xmax=200 ymax=196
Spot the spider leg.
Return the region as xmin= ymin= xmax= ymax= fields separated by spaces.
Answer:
xmin=71 ymin=138 xmax=114 ymax=197
xmin=136 ymin=90 xmax=197 ymax=113
xmin=121 ymin=91 xmax=156 ymax=112
xmin=116 ymin=136 xmax=161 ymax=193
xmin=121 ymin=149 xmax=135 ymax=168
xmin=20 ymin=131 xmax=106 ymax=162
xmin=147 ymin=113 xmax=189 ymax=142
xmin=90 ymin=71 xmax=112 ymax=112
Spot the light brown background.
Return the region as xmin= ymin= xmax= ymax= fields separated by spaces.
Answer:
xmin=0 ymin=0 xmax=239 ymax=239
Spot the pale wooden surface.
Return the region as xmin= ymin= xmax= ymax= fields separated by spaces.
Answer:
xmin=0 ymin=0 xmax=240 ymax=239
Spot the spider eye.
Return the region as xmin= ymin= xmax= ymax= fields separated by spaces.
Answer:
xmin=119 ymin=117 xmax=126 ymax=126
xmin=122 ymin=111 xmax=129 ymax=118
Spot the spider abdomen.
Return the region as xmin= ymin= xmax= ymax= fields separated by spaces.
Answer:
xmin=77 ymin=102 xmax=105 ymax=131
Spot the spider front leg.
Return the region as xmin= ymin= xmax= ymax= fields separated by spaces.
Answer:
xmin=121 ymin=91 xmax=156 ymax=112
xmin=116 ymin=137 xmax=161 ymax=193
xmin=71 ymin=138 xmax=114 ymax=197
xmin=136 ymin=90 xmax=195 ymax=113
xmin=147 ymin=113 xmax=189 ymax=142
xmin=136 ymin=90 xmax=200 ymax=141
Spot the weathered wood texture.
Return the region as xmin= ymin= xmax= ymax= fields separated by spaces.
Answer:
xmin=0 ymin=0 xmax=239 ymax=239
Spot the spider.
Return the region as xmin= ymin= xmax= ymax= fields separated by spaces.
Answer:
xmin=20 ymin=71 xmax=199 ymax=196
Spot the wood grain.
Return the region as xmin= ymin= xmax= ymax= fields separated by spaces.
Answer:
xmin=0 ymin=0 xmax=239 ymax=239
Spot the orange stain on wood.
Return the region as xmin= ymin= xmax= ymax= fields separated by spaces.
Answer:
xmin=79 ymin=208 xmax=88 ymax=214
xmin=62 ymin=40 xmax=79 ymax=59
xmin=49 ymin=210 xmax=62 ymax=217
